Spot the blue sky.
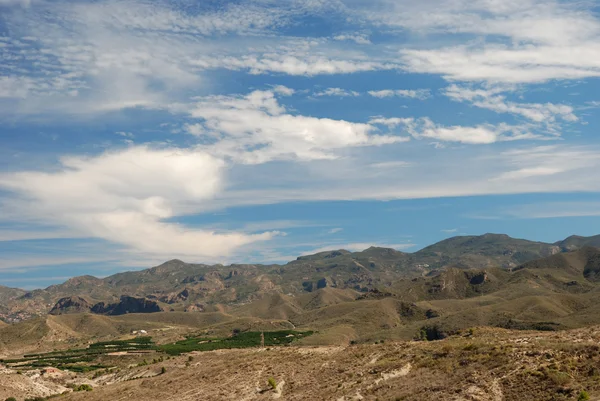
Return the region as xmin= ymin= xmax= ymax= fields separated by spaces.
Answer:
xmin=1 ymin=0 xmax=600 ymax=289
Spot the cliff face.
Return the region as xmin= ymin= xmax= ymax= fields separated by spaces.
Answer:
xmin=49 ymin=296 xmax=92 ymax=315
xmin=94 ymin=296 xmax=163 ymax=315
xmin=50 ymin=296 xmax=162 ymax=316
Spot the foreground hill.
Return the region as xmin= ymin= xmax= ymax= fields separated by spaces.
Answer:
xmin=3 ymin=326 xmax=600 ymax=401
xmin=2 ymin=233 xmax=589 ymax=321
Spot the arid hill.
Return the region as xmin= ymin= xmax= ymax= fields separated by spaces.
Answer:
xmin=2 ymin=233 xmax=592 ymax=323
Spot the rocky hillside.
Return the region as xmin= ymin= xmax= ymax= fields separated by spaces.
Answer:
xmin=50 ymin=295 xmax=163 ymax=316
xmin=555 ymin=234 xmax=600 ymax=251
xmin=1 ymin=233 xmax=599 ymax=322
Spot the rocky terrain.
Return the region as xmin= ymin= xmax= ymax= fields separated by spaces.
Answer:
xmin=4 ymin=326 xmax=600 ymax=400
xmin=2 ymin=233 xmax=600 ymax=400
xmin=0 ymin=233 xmax=581 ymax=323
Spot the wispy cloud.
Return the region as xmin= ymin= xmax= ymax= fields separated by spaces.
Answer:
xmin=313 ymin=88 xmax=360 ymax=97
xmin=369 ymin=117 xmax=545 ymax=144
xmin=479 ymin=202 xmax=600 ymax=220
xmin=333 ymin=34 xmax=371 ymax=45
xmin=445 ymin=85 xmax=578 ymax=126
xmin=368 ymin=89 xmax=430 ymax=100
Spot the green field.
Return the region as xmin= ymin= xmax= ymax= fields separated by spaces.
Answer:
xmin=158 ymin=330 xmax=314 ymax=355
xmin=0 ymin=331 xmax=314 ymax=371
xmin=0 ymin=336 xmax=155 ymax=371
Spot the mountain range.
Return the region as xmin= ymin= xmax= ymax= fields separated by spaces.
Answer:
xmin=0 ymin=232 xmax=597 ymax=328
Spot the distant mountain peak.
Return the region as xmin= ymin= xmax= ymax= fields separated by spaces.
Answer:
xmin=296 ymin=250 xmax=351 ymax=261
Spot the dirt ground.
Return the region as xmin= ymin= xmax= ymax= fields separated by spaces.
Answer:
xmin=4 ymin=326 xmax=600 ymax=400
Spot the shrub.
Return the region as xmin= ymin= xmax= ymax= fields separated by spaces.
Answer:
xmin=546 ymin=370 xmax=571 ymax=386
xmin=6 ymin=397 xmax=17 ymax=401
xmin=161 ymin=366 xmax=167 ymax=374
xmin=268 ymin=377 xmax=277 ymax=390
xmin=74 ymin=384 xmax=93 ymax=392
xmin=578 ymin=390 xmax=590 ymax=401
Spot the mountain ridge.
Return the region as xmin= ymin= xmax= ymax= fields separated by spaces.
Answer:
xmin=1 ymin=233 xmax=599 ymax=323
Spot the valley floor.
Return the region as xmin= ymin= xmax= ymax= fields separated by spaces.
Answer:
xmin=4 ymin=326 xmax=600 ymax=401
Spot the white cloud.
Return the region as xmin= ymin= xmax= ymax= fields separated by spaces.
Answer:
xmin=314 ymin=0 xmax=600 ymax=84
xmin=271 ymin=85 xmax=295 ymax=96
xmin=369 ymin=117 xmax=542 ymax=144
xmin=333 ymin=34 xmax=371 ymax=45
xmin=115 ymin=131 xmax=134 ymax=138
xmin=441 ymin=228 xmax=458 ymax=233
xmin=0 ymin=146 xmax=278 ymax=259
xmin=183 ymin=89 xmax=409 ymax=163
xmin=491 ymin=166 xmax=564 ymax=181
xmin=328 ymin=228 xmax=344 ymax=234
xmin=445 ymin=84 xmax=578 ymax=123
xmin=192 ymin=54 xmax=396 ymax=76
xmin=368 ymin=89 xmax=430 ymax=100
xmin=368 ymin=117 xmax=414 ymax=128
xmin=400 ymin=44 xmax=600 ymax=84
xmin=313 ymin=87 xmax=360 ymax=97
xmin=210 ymin=144 xmax=600 ymax=213
xmin=387 ymin=0 xmax=600 ymax=84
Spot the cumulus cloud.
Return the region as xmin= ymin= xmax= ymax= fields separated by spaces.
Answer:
xmin=271 ymin=85 xmax=295 ymax=96
xmin=183 ymin=89 xmax=409 ymax=163
xmin=0 ymin=146 xmax=277 ymax=259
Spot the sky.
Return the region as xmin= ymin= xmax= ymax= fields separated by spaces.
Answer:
xmin=1 ymin=0 xmax=600 ymax=289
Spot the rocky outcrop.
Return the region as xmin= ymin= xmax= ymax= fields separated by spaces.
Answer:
xmin=184 ymin=303 xmax=205 ymax=312
xmin=49 ymin=296 xmax=92 ymax=315
xmin=160 ymin=288 xmax=191 ymax=304
xmin=91 ymin=296 xmax=162 ymax=315
xmin=50 ymin=295 xmax=162 ymax=316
